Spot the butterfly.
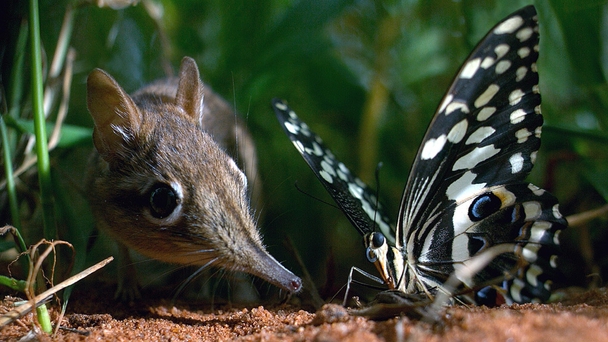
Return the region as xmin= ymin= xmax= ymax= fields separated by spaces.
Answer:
xmin=272 ymin=5 xmax=567 ymax=305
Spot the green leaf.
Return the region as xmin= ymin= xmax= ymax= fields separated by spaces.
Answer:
xmin=6 ymin=118 xmax=91 ymax=148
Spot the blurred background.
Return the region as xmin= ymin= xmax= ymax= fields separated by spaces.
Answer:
xmin=1 ymin=0 xmax=607 ymax=303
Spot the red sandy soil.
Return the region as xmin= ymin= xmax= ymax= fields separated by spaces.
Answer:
xmin=2 ymin=286 xmax=608 ymax=341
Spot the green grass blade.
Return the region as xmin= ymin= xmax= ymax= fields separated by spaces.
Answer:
xmin=8 ymin=20 xmax=28 ymax=112
xmin=29 ymin=0 xmax=56 ymax=239
xmin=35 ymin=304 xmax=52 ymax=333
xmin=0 ymin=115 xmax=22 ymax=231
xmin=0 ymin=275 xmax=27 ymax=292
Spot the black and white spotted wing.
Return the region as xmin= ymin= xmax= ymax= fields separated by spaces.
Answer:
xmin=273 ymin=100 xmax=395 ymax=244
xmin=273 ymin=5 xmax=566 ymax=304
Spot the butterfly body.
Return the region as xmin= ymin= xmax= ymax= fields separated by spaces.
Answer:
xmin=274 ymin=5 xmax=566 ymax=304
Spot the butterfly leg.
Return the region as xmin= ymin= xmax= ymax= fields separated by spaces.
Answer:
xmin=343 ymin=266 xmax=387 ymax=306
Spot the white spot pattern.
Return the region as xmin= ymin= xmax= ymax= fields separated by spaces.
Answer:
xmin=554 ymin=230 xmax=561 ymax=246
xmin=495 ymin=60 xmax=511 ymax=74
xmin=515 ymin=128 xmax=530 ymax=143
xmin=284 ymin=121 xmax=299 ymax=134
xmin=526 ymin=264 xmax=543 ymax=287
xmin=446 ymin=171 xmax=487 ymax=201
xmin=465 ymin=126 xmax=495 ymax=144
xmin=420 ymin=135 xmax=447 ymax=160
xmin=494 ymin=15 xmax=524 ymax=34
xmin=530 ymin=221 xmax=551 ymax=242
xmin=447 ymin=119 xmax=468 ymax=143
xmin=523 ymin=244 xmax=540 ymax=262
xmin=510 ymin=279 xmax=524 ymax=303
xmin=495 ymin=44 xmax=510 ymax=60
xmin=552 ymin=204 xmax=563 ymax=219
xmin=294 ymin=140 xmax=305 ymax=154
xmin=509 ymin=89 xmax=525 ymax=105
xmin=319 ymin=170 xmax=333 ymax=183
xmin=531 ymin=62 xmax=538 ymax=73
xmin=305 ymin=141 xmax=323 ymax=156
xmin=523 ymin=201 xmax=542 ymax=220
xmin=446 ymin=101 xmax=470 ymax=115
xmin=348 ymin=182 xmax=363 ymax=199
xmin=452 ymin=145 xmax=500 ymax=170
xmin=274 ymin=102 xmax=287 ymax=111
xmin=481 ymin=56 xmax=495 ymax=68
xmin=509 ymin=153 xmax=524 ymax=173
xmin=510 ymin=109 xmax=526 ymax=124
xmin=439 ymin=94 xmax=454 ymax=114
xmin=530 ymin=151 xmax=537 ymax=164
xmin=474 ymin=84 xmax=500 ymax=108
xmin=337 ymin=168 xmax=348 ymax=182
xmin=517 ymin=27 xmax=534 ymax=42
xmin=516 ymin=66 xmax=528 ymax=82
xmin=518 ymin=47 xmax=530 ymax=59
xmin=320 ymin=159 xmax=336 ymax=177
xmin=477 ymin=107 xmax=496 ymax=121
xmin=550 ymin=255 xmax=558 ymax=268
xmin=528 ymin=184 xmax=545 ymax=196
xmin=460 ymin=58 xmax=481 ymax=79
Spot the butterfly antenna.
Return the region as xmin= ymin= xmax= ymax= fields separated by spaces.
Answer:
xmin=372 ymin=161 xmax=384 ymax=232
xmin=294 ymin=181 xmax=341 ymax=210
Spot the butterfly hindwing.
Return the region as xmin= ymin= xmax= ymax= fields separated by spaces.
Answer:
xmin=414 ymin=182 xmax=564 ymax=302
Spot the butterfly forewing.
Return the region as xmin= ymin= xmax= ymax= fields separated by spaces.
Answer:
xmin=273 ymin=99 xmax=395 ymax=242
xmin=396 ymin=5 xmax=565 ymax=302
xmin=399 ymin=5 xmax=542 ymax=245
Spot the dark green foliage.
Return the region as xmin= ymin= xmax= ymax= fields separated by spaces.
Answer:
xmin=2 ymin=0 xmax=607 ymax=300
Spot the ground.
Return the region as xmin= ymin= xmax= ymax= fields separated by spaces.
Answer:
xmin=2 ymin=284 xmax=608 ymax=341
